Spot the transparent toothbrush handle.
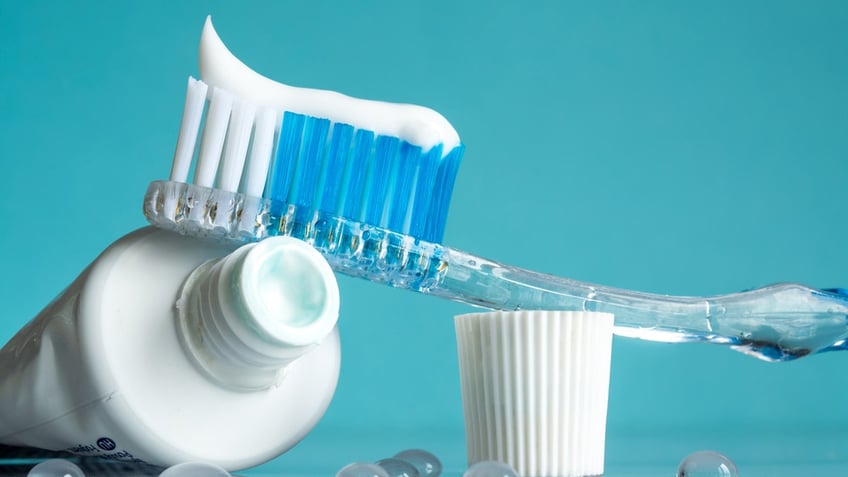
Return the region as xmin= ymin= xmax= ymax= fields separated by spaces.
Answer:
xmin=430 ymin=247 xmax=848 ymax=361
xmin=143 ymin=181 xmax=848 ymax=361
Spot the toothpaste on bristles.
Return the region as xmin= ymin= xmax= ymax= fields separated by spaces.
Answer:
xmin=163 ymin=16 xmax=465 ymax=243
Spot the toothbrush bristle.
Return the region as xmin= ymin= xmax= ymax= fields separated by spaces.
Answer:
xmin=169 ymin=78 xmax=208 ymax=183
xmin=218 ymin=100 xmax=256 ymax=192
xmin=243 ymin=108 xmax=277 ymax=198
xmin=194 ymin=87 xmax=234 ymax=188
xmin=168 ymin=78 xmax=464 ymax=244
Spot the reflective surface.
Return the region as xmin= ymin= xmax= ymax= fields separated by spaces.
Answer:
xmin=2 ymin=429 xmax=843 ymax=477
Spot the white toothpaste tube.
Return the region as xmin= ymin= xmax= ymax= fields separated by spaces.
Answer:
xmin=0 ymin=227 xmax=341 ymax=471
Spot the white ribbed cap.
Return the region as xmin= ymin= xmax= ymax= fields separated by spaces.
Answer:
xmin=455 ymin=310 xmax=614 ymax=477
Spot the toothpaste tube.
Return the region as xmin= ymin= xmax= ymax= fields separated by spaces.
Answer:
xmin=0 ymin=227 xmax=341 ymax=471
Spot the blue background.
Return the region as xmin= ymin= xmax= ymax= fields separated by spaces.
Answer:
xmin=1 ymin=1 xmax=846 ymax=476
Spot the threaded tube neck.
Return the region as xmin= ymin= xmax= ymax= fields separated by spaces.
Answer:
xmin=177 ymin=236 xmax=339 ymax=391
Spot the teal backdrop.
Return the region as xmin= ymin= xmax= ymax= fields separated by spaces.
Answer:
xmin=1 ymin=2 xmax=846 ymax=476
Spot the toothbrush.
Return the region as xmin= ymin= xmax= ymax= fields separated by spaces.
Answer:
xmin=144 ymin=18 xmax=848 ymax=362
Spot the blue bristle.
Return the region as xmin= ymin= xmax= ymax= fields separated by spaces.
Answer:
xmin=386 ymin=142 xmax=421 ymax=233
xmin=340 ymin=129 xmax=375 ymax=221
xmin=318 ymin=123 xmax=354 ymax=213
xmin=407 ymin=144 xmax=442 ymax=239
xmin=290 ymin=116 xmax=330 ymax=208
xmin=263 ymin=110 xmax=463 ymax=243
xmin=267 ymin=112 xmax=306 ymax=205
xmin=364 ymin=135 xmax=400 ymax=227
xmin=424 ymin=145 xmax=465 ymax=243
xmin=822 ymin=288 xmax=848 ymax=297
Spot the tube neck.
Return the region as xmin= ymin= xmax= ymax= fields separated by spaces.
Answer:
xmin=177 ymin=236 xmax=339 ymax=391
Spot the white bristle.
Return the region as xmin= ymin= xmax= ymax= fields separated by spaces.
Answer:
xmin=194 ymin=87 xmax=234 ymax=188
xmin=243 ymin=108 xmax=278 ymax=197
xmin=218 ymin=100 xmax=257 ymax=192
xmin=169 ymin=77 xmax=208 ymax=182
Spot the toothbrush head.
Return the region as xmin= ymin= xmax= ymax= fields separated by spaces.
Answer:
xmin=147 ymin=18 xmax=464 ymax=246
xmin=148 ymin=74 xmax=465 ymax=243
xmin=143 ymin=78 xmax=463 ymax=290
xmin=146 ymin=17 xmax=466 ymax=290
xmin=147 ymin=78 xmax=466 ymax=243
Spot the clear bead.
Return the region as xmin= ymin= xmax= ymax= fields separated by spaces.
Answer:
xmin=394 ymin=449 xmax=442 ymax=477
xmin=677 ymin=450 xmax=738 ymax=477
xmin=27 ymin=459 xmax=85 ymax=477
xmin=376 ymin=457 xmax=420 ymax=477
xmin=337 ymin=462 xmax=391 ymax=477
xmin=158 ymin=462 xmax=231 ymax=477
xmin=462 ymin=460 xmax=519 ymax=477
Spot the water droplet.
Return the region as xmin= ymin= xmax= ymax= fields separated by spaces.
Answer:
xmin=376 ymin=458 xmax=420 ymax=477
xmin=394 ymin=449 xmax=442 ymax=477
xmin=462 ymin=461 xmax=519 ymax=477
xmin=158 ymin=462 xmax=230 ymax=477
xmin=27 ymin=459 xmax=85 ymax=477
xmin=337 ymin=463 xmax=390 ymax=477
xmin=582 ymin=289 xmax=598 ymax=311
xmin=677 ymin=450 xmax=738 ymax=477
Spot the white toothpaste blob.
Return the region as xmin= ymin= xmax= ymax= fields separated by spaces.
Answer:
xmin=0 ymin=227 xmax=341 ymax=471
xmin=198 ymin=16 xmax=461 ymax=154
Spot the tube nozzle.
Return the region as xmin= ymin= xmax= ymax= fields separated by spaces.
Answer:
xmin=177 ymin=236 xmax=339 ymax=391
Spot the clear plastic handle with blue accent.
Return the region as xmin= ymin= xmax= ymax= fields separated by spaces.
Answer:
xmin=144 ymin=181 xmax=848 ymax=362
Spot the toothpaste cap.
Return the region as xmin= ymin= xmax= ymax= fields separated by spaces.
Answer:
xmin=455 ymin=310 xmax=614 ymax=477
